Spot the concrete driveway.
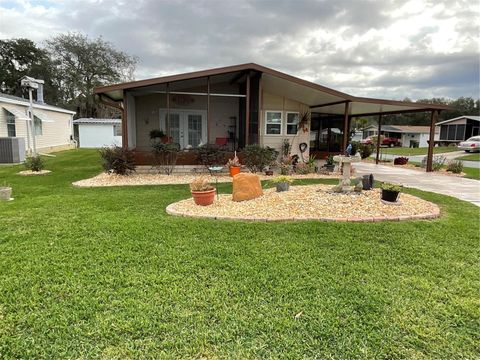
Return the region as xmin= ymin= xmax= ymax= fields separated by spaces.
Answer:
xmin=355 ymin=162 xmax=480 ymax=206
xmin=373 ymin=151 xmax=479 ymax=169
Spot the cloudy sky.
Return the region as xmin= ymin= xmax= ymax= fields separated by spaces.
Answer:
xmin=1 ymin=0 xmax=479 ymax=100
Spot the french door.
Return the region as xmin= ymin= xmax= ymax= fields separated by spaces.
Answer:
xmin=159 ymin=109 xmax=207 ymax=149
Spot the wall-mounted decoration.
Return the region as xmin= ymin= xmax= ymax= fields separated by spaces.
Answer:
xmin=171 ymin=94 xmax=194 ymax=106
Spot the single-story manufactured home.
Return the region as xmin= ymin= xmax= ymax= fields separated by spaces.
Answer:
xmin=0 ymin=92 xmax=76 ymax=155
xmin=94 ymin=63 xmax=450 ymax=171
xmin=73 ymin=118 xmax=122 ymax=148
xmin=435 ymin=115 xmax=480 ymax=144
xmin=363 ymin=125 xmax=440 ymax=147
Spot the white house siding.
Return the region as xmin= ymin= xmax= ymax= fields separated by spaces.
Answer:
xmin=260 ymin=91 xmax=310 ymax=159
xmin=78 ymin=124 xmax=122 ymax=148
xmin=0 ymin=100 xmax=74 ymax=153
xmin=400 ymin=133 xmax=438 ymax=147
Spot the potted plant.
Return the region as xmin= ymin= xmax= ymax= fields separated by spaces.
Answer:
xmin=150 ymin=129 xmax=171 ymax=144
xmin=0 ymin=183 xmax=12 ymax=201
xmin=190 ymin=177 xmax=216 ymax=206
xmin=324 ymin=155 xmax=335 ymax=172
xmin=272 ymin=175 xmax=293 ymax=192
xmin=226 ymin=152 xmax=241 ymax=177
xmin=381 ymin=182 xmax=402 ymax=202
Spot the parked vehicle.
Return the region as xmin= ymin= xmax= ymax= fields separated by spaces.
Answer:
xmin=361 ymin=137 xmax=401 ymax=147
xmin=458 ymin=136 xmax=480 ymax=152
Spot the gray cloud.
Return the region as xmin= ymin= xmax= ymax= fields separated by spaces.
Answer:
xmin=0 ymin=0 xmax=478 ymax=99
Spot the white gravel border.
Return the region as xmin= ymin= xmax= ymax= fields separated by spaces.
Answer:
xmin=166 ymin=185 xmax=440 ymax=222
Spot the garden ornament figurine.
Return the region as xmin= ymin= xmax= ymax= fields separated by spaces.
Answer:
xmin=345 ymin=143 xmax=353 ymax=156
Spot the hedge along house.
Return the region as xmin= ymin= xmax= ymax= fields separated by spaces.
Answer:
xmin=94 ymin=63 xmax=450 ymax=171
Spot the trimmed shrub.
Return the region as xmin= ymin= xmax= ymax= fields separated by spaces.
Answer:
xmin=152 ymin=142 xmax=180 ymax=175
xmin=243 ymin=145 xmax=278 ymax=173
xmin=394 ymin=156 xmax=409 ymax=165
xmin=195 ymin=144 xmax=226 ymax=170
xmin=447 ymin=160 xmax=464 ymax=174
xmin=99 ymin=146 xmax=136 ymax=175
xmin=432 ymin=155 xmax=447 ymax=171
xmin=357 ymin=143 xmax=373 ymax=159
xmin=24 ymin=155 xmax=44 ymax=172
xmin=350 ymin=142 xmax=359 ymax=156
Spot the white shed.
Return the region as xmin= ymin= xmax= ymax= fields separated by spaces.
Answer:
xmin=73 ymin=118 xmax=122 ymax=148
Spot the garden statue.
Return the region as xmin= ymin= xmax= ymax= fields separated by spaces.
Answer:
xmin=345 ymin=143 xmax=353 ymax=156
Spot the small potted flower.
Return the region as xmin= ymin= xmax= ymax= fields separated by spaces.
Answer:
xmin=226 ymin=152 xmax=241 ymax=177
xmin=272 ymin=175 xmax=293 ymax=192
xmin=0 ymin=183 xmax=12 ymax=201
xmin=150 ymin=129 xmax=171 ymax=144
xmin=190 ymin=176 xmax=216 ymax=206
xmin=381 ymin=182 xmax=402 ymax=202
xmin=324 ymin=155 xmax=335 ymax=172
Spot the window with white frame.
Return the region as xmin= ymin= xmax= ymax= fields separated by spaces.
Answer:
xmin=265 ymin=111 xmax=282 ymax=135
xmin=113 ymin=124 xmax=122 ymax=136
xmin=33 ymin=116 xmax=43 ymax=136
xmin=6 ymin=111 xmax=16 ymax=137
xmin=286 ymin=112 xmax=299 ymax=135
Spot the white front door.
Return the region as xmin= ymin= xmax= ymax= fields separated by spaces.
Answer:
xmin=159 ymin=109 xmax=207 ymax=149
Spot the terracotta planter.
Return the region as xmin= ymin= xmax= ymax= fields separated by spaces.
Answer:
xmin=381 ymin=189 xmax=400 ymax=202
xmin=191 ymin=188 xmax=216 ymax=206
xmin=229 ymin=166 xmax=241 ymax=177
xmin=0 ymin=186 xmax=12 ymax=201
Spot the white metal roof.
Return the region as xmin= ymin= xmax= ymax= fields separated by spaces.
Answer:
xmin=73 ymin=118 xmax=121 ymax=125
xmin=0 ymin=92 xmax=76 ymax=115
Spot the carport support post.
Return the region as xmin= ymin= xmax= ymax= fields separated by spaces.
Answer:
xmin=342 ymin=101 xmax=350 ymax=151
xmin=166 ymin=83 xmax=170 ymax=139
xmin=245 ymin=72 xmax=250 ymax=145
xmin=122 ymin=90 xmax=128 ymax=149
xmin=426 ymin=110 xmax=438 ymax=172
xmin=207 ymin=76 xmax=211 ymax=143
xmin=375 ymin=114 xmax=382 ymax=165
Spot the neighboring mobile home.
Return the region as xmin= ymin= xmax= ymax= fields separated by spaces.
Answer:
xmin=94 ymin=63 xmax=449 ymax=167
xmin=73 ymin=118 xmax=122 ymax=148
xmin=362 ymin=125 xmax=440 ymax=147
xmin=0 ymin=92 xmax=75 ymax=154
xmin=435 ymin=115 xmax=480 ymax=144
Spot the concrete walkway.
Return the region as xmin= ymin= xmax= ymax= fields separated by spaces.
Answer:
xmin=355 ymin=162 xmax=480 ymax=206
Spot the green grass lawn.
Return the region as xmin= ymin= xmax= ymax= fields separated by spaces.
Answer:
xmin=409 ymin=161 xmax=480 ymax=180
xmin=379 ymin=146 xmax=459 ymax=156
xmin=461 ymin=166 xmax=480 ymax=180
xmin=456 ymin=153 xmax=480 ymax=161
xmin=0 ymin=149 xmax=479 ymax=358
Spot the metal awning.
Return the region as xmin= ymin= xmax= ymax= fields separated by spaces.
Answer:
xmin=33 ymin=110 xmax=55 ymax=123
xmin=2 ymin=106 xmax=30 ymax=121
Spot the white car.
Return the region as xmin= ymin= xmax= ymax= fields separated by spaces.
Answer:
xmin=458 ymin=136 xmax=480 ymax=152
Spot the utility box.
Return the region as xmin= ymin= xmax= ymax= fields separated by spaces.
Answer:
xmin=0 ymin=137 xmax=26 ymax=163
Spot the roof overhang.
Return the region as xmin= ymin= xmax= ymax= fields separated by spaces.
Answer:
xmin=94 ymin=63 xmax=451 ymax=116
xmin=0 ymin=96 xmax=76 ymax=115
xmin=2 ymin=106 xmax=30 ymax=121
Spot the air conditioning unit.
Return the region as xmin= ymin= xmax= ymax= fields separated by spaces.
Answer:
xmin=0 ymin=137 xmax=26 ymax=163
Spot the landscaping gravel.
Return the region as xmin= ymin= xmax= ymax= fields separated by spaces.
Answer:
xmin=72 ymin=172 xmax=339 ymax=187
xmin=167 ymin=185 xmax=440 ymax=222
